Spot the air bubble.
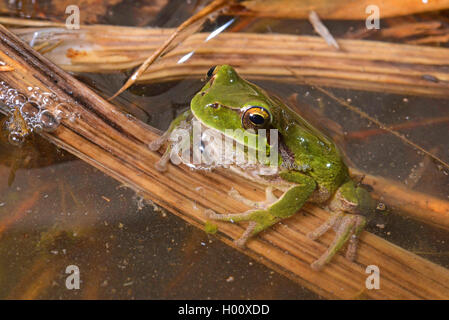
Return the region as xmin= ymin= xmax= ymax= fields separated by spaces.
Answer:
xmin=30 ymin=88 xmax=43 ymax=103
xmin=20 ymin=101 xmax=40 ymax=118
xmin=13 ymin=93 xmax=27 ymax=106
xmin=33 ymin=123 xmax=43 ymax=133
xmin=38 ymin=109 xmax=60 ymax=132
xmin=41 ymin=92 xmax=56 ymax=107
xmin=8 ymin=132 xmax=24 ymax=146
xmin=6 ymin=88 xmax=18 ymax=103
xmin=1 ymin=82 xmax=65 ymax=142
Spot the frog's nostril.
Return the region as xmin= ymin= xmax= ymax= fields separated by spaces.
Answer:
xmin=206 ymin=103 xmax=220 ymax=109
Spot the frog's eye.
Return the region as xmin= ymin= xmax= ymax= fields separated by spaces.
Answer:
xmin=207 ymin=66 xmax=217 ymax=78
xmin=242 ymin=106 xmax=271 ymax=130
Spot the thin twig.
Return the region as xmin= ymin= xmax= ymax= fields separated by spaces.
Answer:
xmin=346 ymin=116 xmax=449 ymax=140
xmin=109 ymin=0 xmax=230 ymax=100
xmin=288 ymin=68 xmax=449 ymax=170
xmin=314 ymin=85 xmax=449 ymax=170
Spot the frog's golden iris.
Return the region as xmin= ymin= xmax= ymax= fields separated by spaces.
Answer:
xmin=241 ymin=106 xmax=271 ymax=130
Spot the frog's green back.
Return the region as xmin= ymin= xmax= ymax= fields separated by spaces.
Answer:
xmin=269 ymin=96 xmax=349 ymax=193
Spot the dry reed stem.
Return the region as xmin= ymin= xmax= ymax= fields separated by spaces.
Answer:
xmin=10 ymin=26 xmax=449 ymax=98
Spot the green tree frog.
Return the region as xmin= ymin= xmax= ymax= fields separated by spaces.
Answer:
xmin=150 ymin=65 xmax=376 ymax=270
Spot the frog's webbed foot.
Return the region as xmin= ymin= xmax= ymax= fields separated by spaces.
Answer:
xmin=205 ymin=208 xmax=279 ymax=248
xmin=308 ymin=213 xmax=366 ymax=271
xmin=307 ymin=212 xmax=345 ymax=240
xmin=228 ymin=187 xmax=278 ymax=209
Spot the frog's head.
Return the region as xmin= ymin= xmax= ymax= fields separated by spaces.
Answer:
xmin=191 ymin=65 xmax=276 ymax=154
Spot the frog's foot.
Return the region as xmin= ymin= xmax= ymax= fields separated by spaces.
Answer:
xmin=151 ymin=132 xmax=189 ymax=172
xmin=149 ymin=131 xmax=173 ymax=172
xmin=205 ymin=208 xmax=279 ymax=248
xmin=148 ymin=131 xmax=169 ymax=152
xmin=228 ymin=187 xmax=278 ymax=209
xmin=307 ymin=212 xmax=345 ymax=240
xmin=308 ymin=213 xmax=366 ymax=271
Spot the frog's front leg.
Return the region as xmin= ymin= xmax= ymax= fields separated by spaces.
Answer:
xmin=207 ymin=172 xmax=316 ymax=248
xmin=149 ymin=110 xmax=193 ymax=171
xmin=308 ymin=180 xmax=373 ymax=270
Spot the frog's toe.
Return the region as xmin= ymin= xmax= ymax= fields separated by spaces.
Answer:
xmin=204 ymin=209 xmax=254 ymax=223
xmin=345 ymin=234 xmax=358 ymax=261
xmin=149 ymin=140 xmax=163 ymax=151
xmin=345 ymin=215 xmax=366 ymax=261
xmin=149 ymin=132 xmax=169 ymax=151
xmin=234 ymin=221 xmax=257 ymax=248
xmin=206 ymin=209 xmax=279 ymax=247
xmin=155 ymin=148 xmax=171 ymax=172
xmin=307 ymin=212 xmax=344 ymax=240
xmin=204 ymin=209 xmax=218 ymax=219
xmin=228 ymin=188 xmax=257 ymax=207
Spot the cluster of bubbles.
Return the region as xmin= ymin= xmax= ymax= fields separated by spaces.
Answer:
xmin=0 ymin=81 xmax=66 ymax=146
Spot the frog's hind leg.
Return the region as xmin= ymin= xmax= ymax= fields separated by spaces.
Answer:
xmin=310 ymin=213 xmax=366 ymax=271
xmin=228 ymin=186 xmax=278 ymax=209
xmin=205 ymin=209 xmax=279 ymax=247
xmin=307 ymin=212 xmax=345 ymax=240
xmin=207 ymin=172 xmax=316 ymax=248
xmin=308 ymin=180 xmax=372 ymax=270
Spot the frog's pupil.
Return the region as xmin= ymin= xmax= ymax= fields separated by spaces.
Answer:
xmin=249 ymin=113 xmax=265 ymax=125
xmin=207 ymin=66 xmax=216 ymax=78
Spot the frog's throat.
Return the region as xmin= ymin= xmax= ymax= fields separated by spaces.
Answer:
xmin=197 ymin=120 xmax=259 ymax=155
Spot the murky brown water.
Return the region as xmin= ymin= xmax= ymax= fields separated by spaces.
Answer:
xmin=0 ymin=130 xmax=323 ymax=299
